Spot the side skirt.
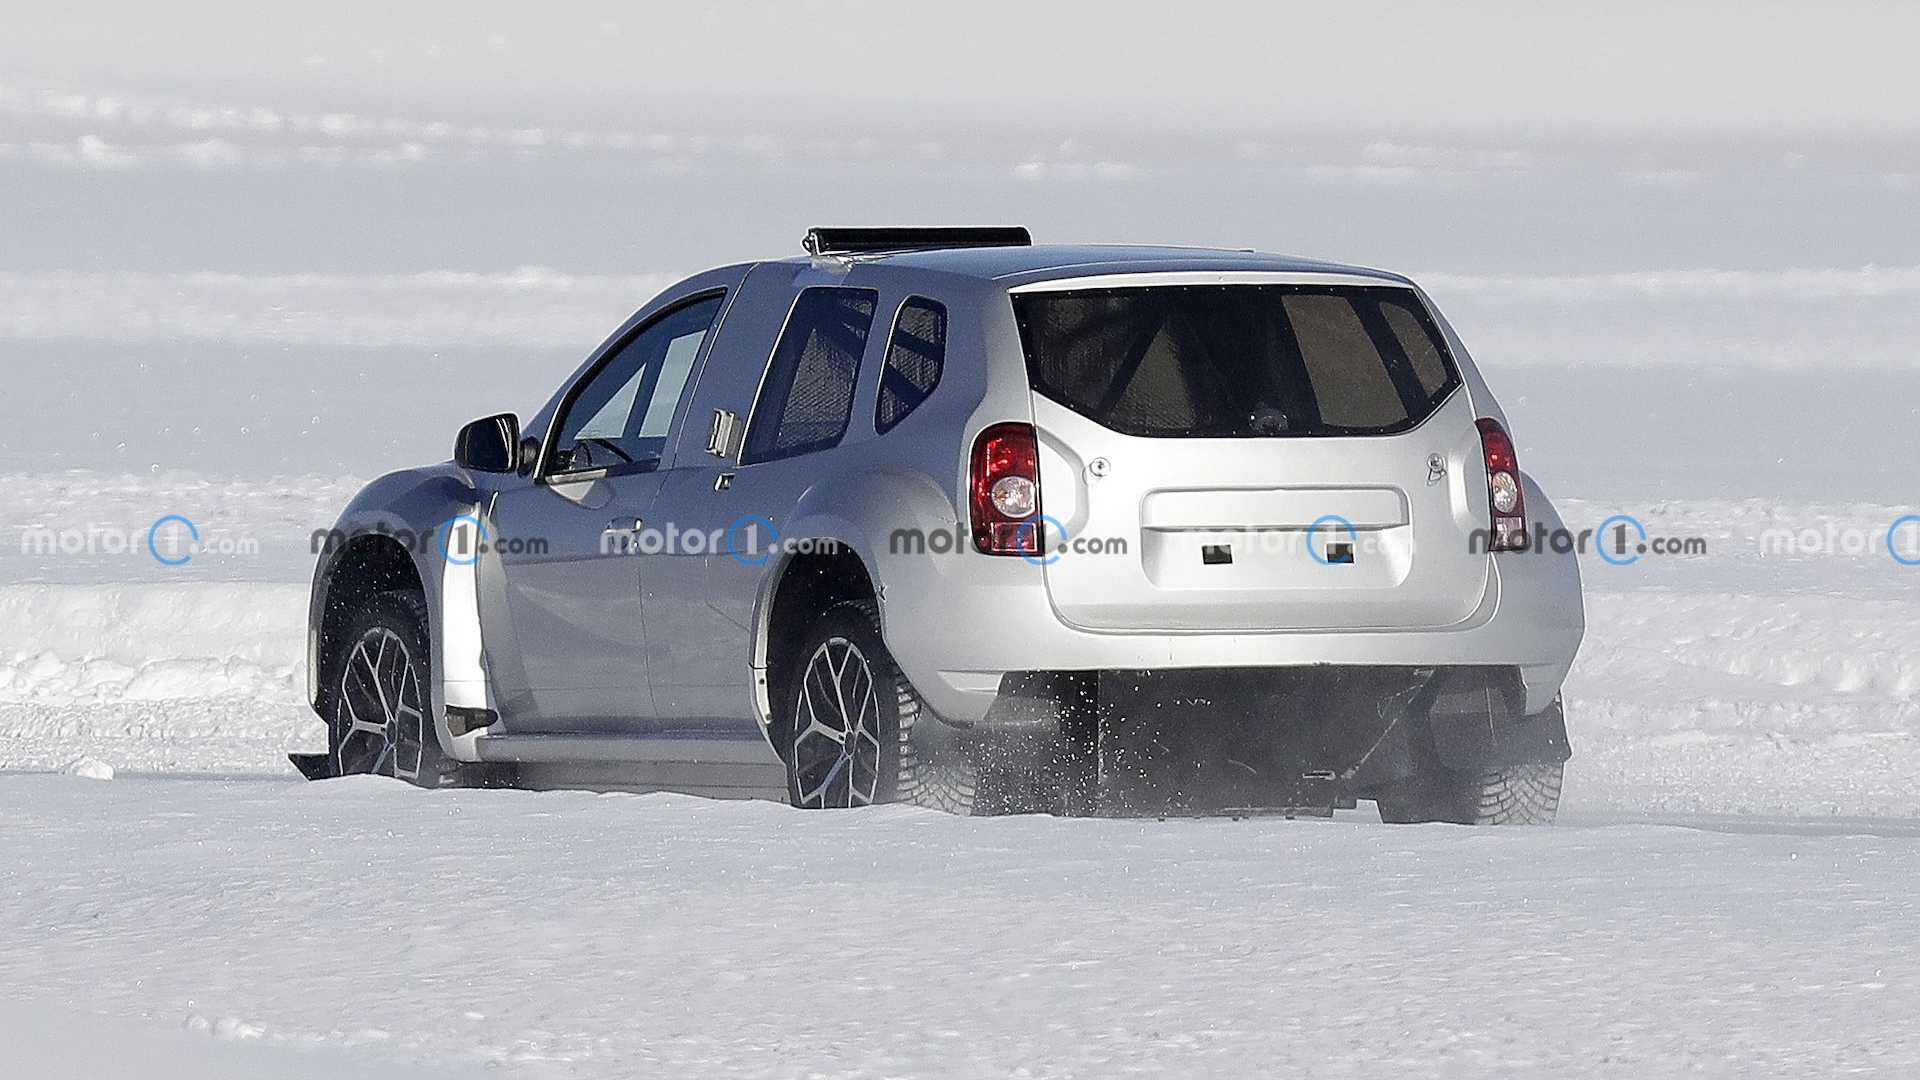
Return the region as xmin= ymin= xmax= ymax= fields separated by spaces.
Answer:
xmin=474 ymin=733 xmax=787 ymax=798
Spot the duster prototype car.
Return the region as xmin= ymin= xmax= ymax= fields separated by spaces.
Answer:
xmin=301 ymin=228 xmax=1584 ymax=822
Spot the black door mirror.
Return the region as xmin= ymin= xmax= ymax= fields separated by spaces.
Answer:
xmin=454 ymin=413 xmax=522 ymax=473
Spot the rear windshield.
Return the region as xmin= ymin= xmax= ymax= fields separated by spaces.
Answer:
xmin=1011 ymin=285 xmax=1460 ymax=438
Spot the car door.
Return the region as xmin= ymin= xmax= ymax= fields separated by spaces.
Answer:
xmin=644 ymin=267 xmax=882 ymax=727
xmin=486 ymin=291 xmax=727 ymax=732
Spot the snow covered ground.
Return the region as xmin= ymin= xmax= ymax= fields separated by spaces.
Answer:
xmin=4 ymin=422 xmax=1913 ymax=1078
xmin=5 ymin=775 xmax=1917 ymax=1078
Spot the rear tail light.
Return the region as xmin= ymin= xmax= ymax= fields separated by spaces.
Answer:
xmin=970 ymin=422 xmax=1040 ymax=556
xmin=1476 ymin=418 xmax=1528 ymax=552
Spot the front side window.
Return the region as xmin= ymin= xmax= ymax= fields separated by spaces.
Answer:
xmin=741 ymin=287 xmax=878 ymax=464
xmin=875 ymin=296 xmax=947 ymax=434
xmin=549 ymin=293 xmax=724 ymax=476
xmin=1011 ymin=285 xmax=1460 ymax=438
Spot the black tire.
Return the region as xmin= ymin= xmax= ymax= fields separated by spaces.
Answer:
xmin=779 ymin=600 xmax=980 ymax=814
xmin=1376 ymin=762 xmax=1563 ymax=825
xmin=328 ymin=590 xmax=454 ymax=789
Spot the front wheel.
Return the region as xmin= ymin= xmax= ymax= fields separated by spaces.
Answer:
xmin=328 ymin=591 xmax=453 ymax=788
xmin=780 ymin=600 xmax=980 ymax=813
xmin=1375 ymin=762 xmax=1563 ymax=825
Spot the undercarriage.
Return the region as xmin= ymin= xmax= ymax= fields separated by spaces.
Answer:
xmin=976 ymin=665 xmax=1571 ymax=817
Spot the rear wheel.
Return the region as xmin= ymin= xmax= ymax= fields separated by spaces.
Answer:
xmin=328 ymin=591 xmax=453 ymax=789
xmin=781 ymin=600 xmax=982 ymax=813
xmin=1376 ymin=761 xmax=1563 ymax=825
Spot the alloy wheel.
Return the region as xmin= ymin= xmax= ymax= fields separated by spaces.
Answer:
xmin=334 ymin=627 xmax=427 ymax=781
xmin=790 ymin=636 xmax=883 ymax=808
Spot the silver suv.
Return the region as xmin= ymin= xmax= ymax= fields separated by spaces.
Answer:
xmin=301 ymin=228 xmax=1584 ymax=823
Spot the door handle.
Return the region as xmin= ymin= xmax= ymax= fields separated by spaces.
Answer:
xmin=714 ymin=472 xmax=735 ymax=492
xmin=601 ymin=517 xmax=644 ymax=555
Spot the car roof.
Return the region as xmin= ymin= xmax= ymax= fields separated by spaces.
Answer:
xmin=767 ymin=243 xmax=1412 ymax=288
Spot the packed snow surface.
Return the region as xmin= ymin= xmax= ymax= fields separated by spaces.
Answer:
xmin=2 ymin=775 xmax=1915 ymax=1079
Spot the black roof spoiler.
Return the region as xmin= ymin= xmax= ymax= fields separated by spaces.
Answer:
xmin=802 ymin=226 xmax=1031 ymax=256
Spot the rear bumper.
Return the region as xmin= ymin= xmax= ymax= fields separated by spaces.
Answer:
xmin=896 ymin=555 xmax=1582 ymax=725
xmin=881 ymin=477 xmax=1583 ymax=725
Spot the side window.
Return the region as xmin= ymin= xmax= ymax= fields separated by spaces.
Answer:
xmin=549 ymin=293 xmax=724 ymax=476
xmin=875 ymin=296 xmax=947 ymax=434
xmin=741 ymin=287 xmax=878 ymax=465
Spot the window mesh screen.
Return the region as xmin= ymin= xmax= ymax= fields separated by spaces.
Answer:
xmin=1284 ymin=293 xmax=1407 ymax=429
xmin=876 ymin=297 xmax=947 ymax=433
xmin=1379 ymin=299 xmax=1452 ymax=398
xmin=1013 ymin=285 xmax=1458 ymax=439
xmin=742 ymin=288 xmax=878 ymax=464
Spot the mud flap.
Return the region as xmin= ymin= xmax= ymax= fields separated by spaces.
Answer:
xmin=1423 ymin=683 xmax=1572 ymax=771
xmin=287 ymin=753 xmax=333 ymax=781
